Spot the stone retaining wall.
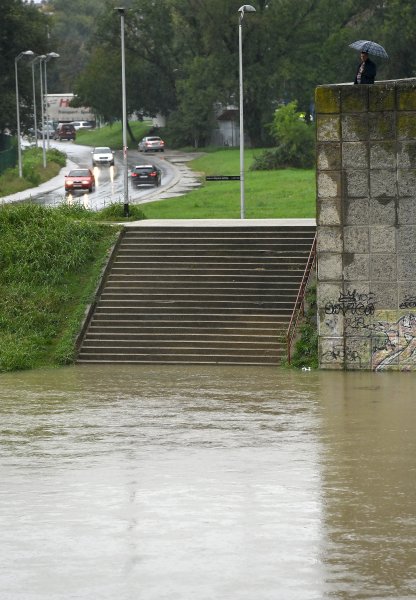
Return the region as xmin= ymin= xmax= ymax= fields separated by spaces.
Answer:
xmin=316 ymin=79 xmax=416 ymax=370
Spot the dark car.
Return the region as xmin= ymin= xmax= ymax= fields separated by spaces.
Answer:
xmin=64 ymin=168 xmax=95 ymax=193
xmin=54 ymin=123 xmax=76 ymax=141
xmin=131 ymin=164 xmax=161 ymax=186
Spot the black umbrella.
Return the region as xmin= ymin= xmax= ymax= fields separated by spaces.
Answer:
xmin=349 ymin=40 xmax=388 ymax=59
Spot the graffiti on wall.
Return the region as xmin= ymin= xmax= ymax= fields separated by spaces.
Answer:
xmin=372 ymin=313 xmax=416 ymax=370
xmin=324 ymin=289 xmax=375 ymax=316
xmin=321 ymin=289 xmax=416 ymax=369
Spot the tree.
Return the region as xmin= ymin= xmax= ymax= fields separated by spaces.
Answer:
xmin=0 ymin=0 xmax=49 ymax=133
xmin=46 ymin=0 xmax=416 ymax=148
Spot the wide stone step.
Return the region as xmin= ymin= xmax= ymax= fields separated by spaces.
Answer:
xmin=77 ymin=356 xmax=280 ymax=365
xmin=104 ymin=279 xmax=300 ymax=290
xmin=93 ymin=306 xmax=293 ymax=317
xmin=107 ymin=273 xmax=304 ymax=283
xmin=81 ymin=338 xmax=280 ymax=349
xmin=112 ymin=256 xmax=307 ymax=265
xmin=118 ymin=246 xmax=314 ymax=255
xmin=84 ymin=329 xmax=280 ymax=347
xmin=96 ymin=298 xmax=294 ymax=308
xmin=77 ymin=349 xmax=281 ymax=362
xmin=90 ymin=312 xmax=289 ymax=323
xmin=110 ymin=266 xmax=305 ymax=277
xmin=86 ymin=325 xmax=286 ymax=335
xmin=123 ymin=229 xmax=315 ymax=240
xmin=100 ymin=289 xmax=297 ymax=299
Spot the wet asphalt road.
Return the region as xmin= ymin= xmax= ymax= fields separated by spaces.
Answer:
xmin=35 ymin=140 xmax=180 ymax=210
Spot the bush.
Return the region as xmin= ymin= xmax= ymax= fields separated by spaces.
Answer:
xmin=251 ymin=101 xmax=315 ymax=170
xmin=289 ymin=284 xmax=318 ymax=369
xmin=46 ymin=147 xmax=66 ymax=167
xmin=96 ymin=203 xmax=147 ymax=221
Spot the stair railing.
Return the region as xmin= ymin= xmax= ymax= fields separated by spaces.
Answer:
xmin=286 ymin=234 xmax=317 ymax=365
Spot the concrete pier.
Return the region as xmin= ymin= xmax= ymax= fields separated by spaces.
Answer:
xmin=316 ymin=79 xmax=416 ymax=370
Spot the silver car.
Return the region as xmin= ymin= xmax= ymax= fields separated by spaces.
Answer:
xmin=138 ymin=136 xmax=165 ymax=152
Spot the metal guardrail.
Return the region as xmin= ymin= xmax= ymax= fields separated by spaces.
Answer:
xmin=286 ymin=234 xmax=317 ymax=365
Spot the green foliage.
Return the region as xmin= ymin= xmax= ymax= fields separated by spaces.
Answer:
xmin=0 ymin=147 xmax=66 ymax=197
xmin=289 ymin=284 xmax=318 ymax=369
xmin=75 ymin=121 xmax=151 ymax=149
xmin=0 ymin=203 xmax=118 ymax=372
xmin=251 ymin=102 xmax=315 ymax=170
xmin=0 ymin=1 xmax=49 ymax=133
xmin=45 ymin=147 xmax=66 ymax=167
xmin=97 ymin=203 xmax=147 ymax=222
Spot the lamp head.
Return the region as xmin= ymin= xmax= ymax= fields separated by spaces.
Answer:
xmin=44 ymin=52 xmax=60 ymax=63
xmin=115 ymin=7 xmax=125 ymax=14
xmin=238 ymin=5 xmax=256 ymax=13
xmin=16 ymin=50 xmax=35 ymax=61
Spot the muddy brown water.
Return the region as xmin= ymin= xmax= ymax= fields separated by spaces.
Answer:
xmin=0 ymin=364 xmax=415 ymax=599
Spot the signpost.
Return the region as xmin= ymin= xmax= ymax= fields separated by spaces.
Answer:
xmin=205 ymin=175 xmax=241 ymax=181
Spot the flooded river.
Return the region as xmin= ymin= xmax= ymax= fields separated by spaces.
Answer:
xmin=0 ymin=365 xmax=415 ymax=599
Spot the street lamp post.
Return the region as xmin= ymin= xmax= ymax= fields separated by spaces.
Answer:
xmin=30 ymin=55 xmax=41 ymax=148
xmin=238 ymin=5 xmax=256 ymax=219
xmin=115 ymin=7 xmax=129 ymax=217
xmin=15 ymin=50 xmax=35 ymax=177
xmin=38 ymin=55 xmax=47 ymax=167
xmin=43 ymin=52 xmax=60 ymax=149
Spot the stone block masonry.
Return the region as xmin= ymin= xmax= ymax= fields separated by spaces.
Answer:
xmin=316 ymin=79 xmax=416 ymax=371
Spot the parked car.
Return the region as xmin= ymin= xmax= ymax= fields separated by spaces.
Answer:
xmin=138 ymin=136 xmax=165 ymax=152
xmin=54 ymin=123 xmax=76 ymax=141
xmin=64 ymin=168 xmax=95 ymax=193
xmin=91 ymin=146 xmax=115 ymax=167
xmin=130 ymin=164 xmax=162 ymax=186
xmin=36 ymin=124 xmax=55 ymax=139
xmin=70 ymin=121 xmax=93 ymax=131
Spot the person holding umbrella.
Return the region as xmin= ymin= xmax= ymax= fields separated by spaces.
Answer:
xmin=349 ymin=40 xmax=389 ymax=85
xmin=354 ymin=51 xmax=376 ymax=84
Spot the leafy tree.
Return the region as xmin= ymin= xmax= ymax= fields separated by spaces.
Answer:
xmin=46 ymin=0 xmax=106 ymax=91
xmin=44 ymin=0 xmax=416 ymax=148
xmin=0 ymin=0 xmax=49 ymax=133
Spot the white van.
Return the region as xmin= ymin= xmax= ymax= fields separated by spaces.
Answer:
xmin=70 ymin=121 xmax=93 ymax=130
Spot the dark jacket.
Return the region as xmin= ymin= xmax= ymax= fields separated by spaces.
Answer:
xmin=354 ymin=58 xmax=376 ymax=84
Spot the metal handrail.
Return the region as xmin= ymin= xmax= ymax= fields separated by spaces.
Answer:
xmin=286 ymin=234 xmax=317 ymax=364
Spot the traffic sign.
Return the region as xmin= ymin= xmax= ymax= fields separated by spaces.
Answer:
xmin=205 ymin=175 xmax=240 ymax=181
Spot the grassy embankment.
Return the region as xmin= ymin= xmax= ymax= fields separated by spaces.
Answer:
xmin=75 ymin=120 xmax=152 ymax=149
xmin=0 ymin=147 xmax=66 ymax=198
xmin=0 ymin=203 xmax=120 ymax=372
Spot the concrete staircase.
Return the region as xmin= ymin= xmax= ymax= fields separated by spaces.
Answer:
xmin=77 ymin=224 xmax=316 ymax=365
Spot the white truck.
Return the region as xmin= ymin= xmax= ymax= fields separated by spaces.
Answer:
xmin=46 ymin=93 xmax=95 ymax=126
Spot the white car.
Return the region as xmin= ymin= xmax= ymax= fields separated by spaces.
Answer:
xmin=91 ymin=146 xmax=115 ymax=167
xmin=71 ymin=121 xmax=93 ymax=131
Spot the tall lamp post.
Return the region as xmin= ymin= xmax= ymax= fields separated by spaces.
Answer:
xmin=115 ymin=7 xmax=129 ymax=217
xmin=238 ymin=5 xmax=256 ymax=219
xmin=43 ymin=52 xmax=60 ymax=149
xmin=15 ymin=50 xmax=35 ymax=177
xmin=30 ymin=55 xmax=41 ymax=148
xmin=38 ymin=55 xmax=47 ymax=167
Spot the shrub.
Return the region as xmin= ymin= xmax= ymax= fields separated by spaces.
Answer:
xmin=289 ymin=284 xmax=318 ymax=369
xmin=251 ymin=101 xmax=315 ymax=170
xmin=96 ymin=203 xmax=147 ymax=221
